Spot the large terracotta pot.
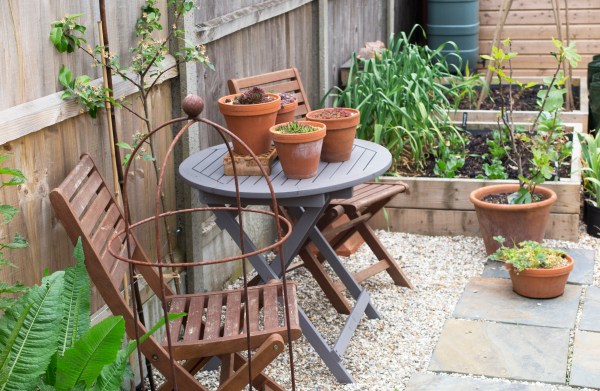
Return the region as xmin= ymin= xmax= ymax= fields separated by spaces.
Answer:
xmin=506 ymin=254 xmax=574 ymax=299
xmin=270 ymin=121 xmax=326 ymax=179
xmin=275 ymin=100 xmax=298 ymax=125
xmin=469 ymin=184 xmax=557 ymax=255
xmin=306 ymin=108 xmax=360 ymax=162
xmin=218 ymin=93 xmax=281 ymax=155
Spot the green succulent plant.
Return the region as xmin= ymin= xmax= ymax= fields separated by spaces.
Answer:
xmin=489 ymin=236 xmax=568 ymax=272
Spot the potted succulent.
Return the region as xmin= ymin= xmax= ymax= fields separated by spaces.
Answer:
xmin=269 ymin=121 xmax=326 ymax=179
xmin=578 ymin=132 xmax=600 ymax=237
xmin=490 ymin=236 xmax=574 ymax=299
xmin=306 ymin=107 xmax=360 ymax=162
xmin=218 ymin=86 xmax=281 ymax=155
xmin=469 ymin=39 xmax=579 ymax=254
xmin=276 ymin=92 xmax=298 ymax=125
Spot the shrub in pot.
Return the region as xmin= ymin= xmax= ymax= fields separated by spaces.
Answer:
xmin=490 ymin=236 xmax=574 ymax=299
xmin=218 ymin=87 xmax=281 ymax=155
xmin=306 ymin=107 xmax=359 ymax=162
xmin=275 ymin=92 xmax=298 ymax=125
xmin=270 ymin=121 xmax=326 ymax=179
xmin=470 ymin=39 xmax=579 ymax=254
xmin=578 ymin=131 xmax=600 ymax=237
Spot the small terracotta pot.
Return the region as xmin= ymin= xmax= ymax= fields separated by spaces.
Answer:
xmin=469 ymin=184 xmax=557 ymax=255
xmin=275 ymin=100 xmax=298 ymax=125
xmin=506 ymin=254 xmax=574 ymax=299
xmin=270 ymin=121 xmax=326 ymax=179
xmin=218 ymin=93 xmax=281 ymax=155
xmin=306 ymin=108 xmax=360 ymax=162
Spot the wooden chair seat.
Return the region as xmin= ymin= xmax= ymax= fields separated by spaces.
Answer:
xmin=50 ymin=154 xmax=301 ymax=391
xmin=228 ymin=69 xmax=414 ymax=315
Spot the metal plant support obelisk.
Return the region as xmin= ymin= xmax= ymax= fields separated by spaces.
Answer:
xmin=108 ymin=95 xmax=298 ymax=390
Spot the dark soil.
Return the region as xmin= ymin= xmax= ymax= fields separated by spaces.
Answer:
xmin=452 ymin=85 xmax=580 ymax=111
xmin=397 ymin=132 xmax=571 ymax=179
xmin=483 ymin=192 xmax=547 ymax=204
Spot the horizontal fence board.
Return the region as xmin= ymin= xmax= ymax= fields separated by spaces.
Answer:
xmin=480 ymin=25 xmax=600 ymax=40
xmin=481 ymin=9 xmax=600 ymax=25
xmin=481 ymin=0 xmax=598 ymax=11
xmin=371 ymin=208 xmax=580 ymax=242
xmin=0 ymin=55 xmax=177 ymax=146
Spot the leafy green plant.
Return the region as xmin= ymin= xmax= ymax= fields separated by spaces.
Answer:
xmin=477 ymin=129 xmax=509 ymax=179
xmin=433 ymin=144 xmax=464 ymax=178
xmin=482 ymin=38 xmax=579 ymax=203
xmin=578 ymin=132 xmax=600 ymax=204
xmin=0 ymin=238 xmax=181 ymax=390
xmin=274 ymin=121 xmax=319 ymax=134
xmin=489 ymin=236 xmax=568 ymax=272
xmin=329 ymin=25 xmax=480 ymax=174
xmin=0 ymin=155 xmax=28 ymax=311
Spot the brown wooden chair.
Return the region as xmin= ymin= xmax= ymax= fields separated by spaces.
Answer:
xmin=228 ymin=68 xmax=413 ymax=315
xmin=50 ymin=154 xmax=302 ymax=391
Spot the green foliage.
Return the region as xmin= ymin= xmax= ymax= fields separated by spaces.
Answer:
xmin=578 ymin=132 xmax=600 ymax=203
xmin=478 ymin=130 xmax=508 ymax=179
xmin=433 ymin=143 xmax=464 ymax=178
xmin=328 ymin=26 xmax=480 ymax=174
xmin=0 ymin=155 xmax=27 ymax=310
xmin=0 ymin=238 xmax=185 ymax=390
xmin=274 ymin=121 xmax=319 ymax=134
xmin=489 ymin=236 xmax=568 ymax=272
xmin=482 ymin=38 xmax=577 ymax=203
xmin=115 ymin=132 xmax=155 ymax=167
xmin=58 ymin=66 xmax=117 ymax=119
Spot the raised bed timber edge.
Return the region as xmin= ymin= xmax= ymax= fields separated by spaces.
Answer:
xmin=447 ymin=76 xmax=589 ymax=133
xmin=371 ymin=122 xmax=583 ymax=242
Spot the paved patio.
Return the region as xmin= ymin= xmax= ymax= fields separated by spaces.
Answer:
xmin=406 ymin=249 xmax=600 ymax=390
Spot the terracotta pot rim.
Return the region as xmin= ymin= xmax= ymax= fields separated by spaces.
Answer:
xmin=306 ymin=108 xmax=360 ymax=128
xmin=218 ymin=93 xmax=281 ymax=116
xmin=269 ymin=121 xmax=326 ymax=143
xmin=506 ymin=254 xmax=574 ymax=277
xmin=469 ymin=184 xmax=557 ymax=211
xmin=278 ymin=100 xmax=298 ymax=114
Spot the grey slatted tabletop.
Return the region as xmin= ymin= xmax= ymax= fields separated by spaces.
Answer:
xmin=179 ymin=139 xmax=392 ymax=200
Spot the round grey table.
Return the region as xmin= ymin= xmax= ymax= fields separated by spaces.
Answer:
xmin=179 ymin=139 xmax=392 ymax=383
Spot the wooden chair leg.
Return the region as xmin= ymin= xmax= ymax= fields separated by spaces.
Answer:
xmin=218 ymin=334 xmax=285 ymax=391
xmin=299 ymin=247 xmax=353 ymax=314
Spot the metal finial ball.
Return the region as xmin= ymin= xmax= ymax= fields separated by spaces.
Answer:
xmin=182 ymin=95 xmax=205 ymax=118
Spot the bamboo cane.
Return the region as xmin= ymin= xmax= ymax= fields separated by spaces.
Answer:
xmin=476 ymin=0 xmax=514 ymax=109
xmin=551 ymin=0 xmax=574 ymax=111
xmin=564 ymin=0 xmax=575 ymax=109
xmin=98 ymin=22 xmax=122 ymax=207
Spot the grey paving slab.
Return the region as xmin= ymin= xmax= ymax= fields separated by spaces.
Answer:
xmin=453 ymin=277 xmax=581 ymax=329
xmin=580 ymin=286 xmax=600 ymax=332
xmin=429 ymin=319 xmax=570 ymax=384
xmin=406 ymin=372 xmax=552 ymax=391
xmin=481 ymin=248 xmax=594 ymax=285
xmin=570 ymin=330 xmax=600 ymax=389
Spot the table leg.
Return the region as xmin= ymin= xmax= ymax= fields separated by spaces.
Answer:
xmin=286 ymin=207 xmax=381 ymax=320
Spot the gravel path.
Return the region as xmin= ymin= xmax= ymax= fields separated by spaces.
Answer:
xmin=160 ymin=225 xmax=600 ymax=390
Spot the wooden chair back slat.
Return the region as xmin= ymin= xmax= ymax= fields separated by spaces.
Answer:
xmin=228 ymin=67 xmax=311 ymax=120
xmin=90 ymin=204 xmax=121 ymax=255
xmin=164 ymin=297 xmax=187 ymax=344
xmin=70 ymin=171 xmax=102 ymax=218
xmin=246 ymin=289 xmax=260 ymax=333
xmin=262 ymin=284 xmax=279 ymax=329
xmin=60 ymin=157 xmax=95 ymax=200
xmin=183 ymin=296 xmax=205 ymax=342
xmin=79 ymin=186 xmax=112 ymax=237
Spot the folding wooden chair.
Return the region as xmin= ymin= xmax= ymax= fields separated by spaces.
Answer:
xmin=50 ymin=154 xmax=302 ymax=391
xmin=228 ymin=68 xmax=413 ymax=315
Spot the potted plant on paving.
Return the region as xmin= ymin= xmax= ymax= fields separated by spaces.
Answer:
xmin=270 ymin=121 xmax=326 ymax=179
xmin=306 ymin=107 xmax=360 ymax=162
xmin=490 ymin=236 xmax=574 ymax=299
xmin=578 ymin=131 xmax=600 ymax=237
xmin=469 ymin=38 xmax=580 ymax=254
xmin=276 ymin=92 xmax=298 ymax=125
xmin=218 ymin=86 xmax=281 ymax=155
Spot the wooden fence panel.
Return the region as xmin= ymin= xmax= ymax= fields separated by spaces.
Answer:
xmin=478 ymin=0 xmax=599 ymax=76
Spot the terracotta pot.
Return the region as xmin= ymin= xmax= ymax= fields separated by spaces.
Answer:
xmin=469 ymin=184 xmax=557 ymax=255
xmin=275 ymin=100 xmax=298 ymax=125
xmin=270 ymin=121 xmax=326 ymax=179
xmin=218 ymin=93 xmax=281 ymax=155
xmin=306 ymin=108 xmax=360 ymax=162
xmin=506 ymin=254 xmax=574 ymax=299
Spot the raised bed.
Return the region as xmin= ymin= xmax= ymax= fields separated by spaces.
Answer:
xmin=371 ymin=122 xmax=583 ymax=241
xmin=447 ymin=76 xmax=589 ymax=133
